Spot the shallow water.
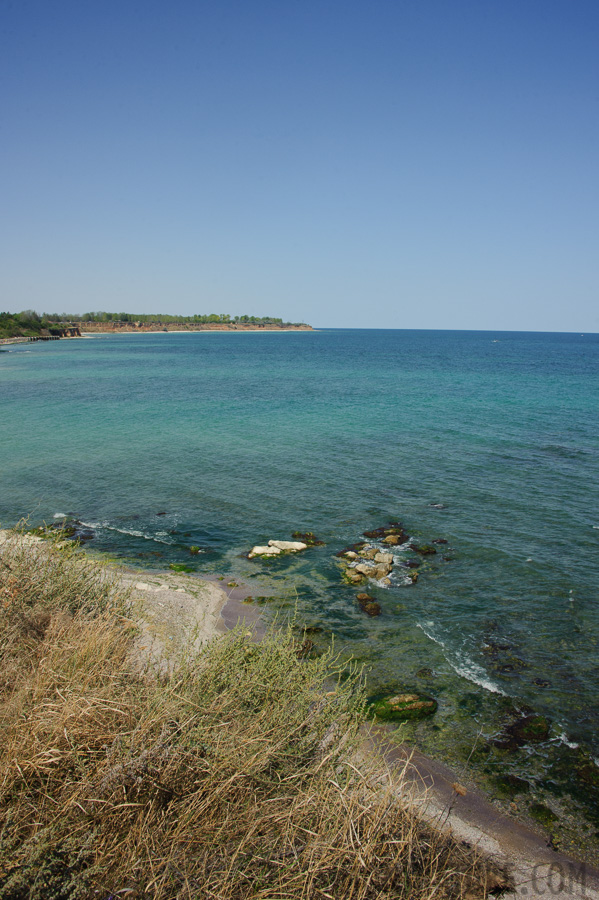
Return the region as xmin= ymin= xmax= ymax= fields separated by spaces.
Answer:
xmin=2 ymin=328 xmax=599 ymax=847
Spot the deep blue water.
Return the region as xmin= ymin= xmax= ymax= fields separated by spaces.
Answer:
xmin=2 ymin=328 xmax=599 ymax=843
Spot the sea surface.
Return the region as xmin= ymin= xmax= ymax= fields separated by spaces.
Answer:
xmin=2 ymin=329 xmax=599 ymax=851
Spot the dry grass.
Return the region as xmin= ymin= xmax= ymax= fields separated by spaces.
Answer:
xmin=0 ymin=531 xmax=509 ymax=899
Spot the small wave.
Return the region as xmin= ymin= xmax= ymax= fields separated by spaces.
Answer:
xmin=417 ymin=622 xmax=506 ymax=696
xmin=76 ymin=519 xmax=177 ymax=546
xmin=53 ymin=512 xmax=67 ymax=519
xmin=555 ymin=729 xmax=579 ymax=750
xmin=593 ymin=525 xmax=599 ymax=530
xmin=102 ymin=523 xmax=176 ymax=545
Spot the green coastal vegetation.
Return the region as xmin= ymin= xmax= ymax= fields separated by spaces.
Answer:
xmin=74 ymin=311 xmax=303 ymax=326
xmin=0 ymin=311 xmax=57 ymax=340
xmin=0 ymin=530 xmax=507 ymax=899
xmin=0 ymin=310 xmax=307 ymax=340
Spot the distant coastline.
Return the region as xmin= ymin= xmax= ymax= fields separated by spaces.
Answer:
xmin=0 ymin=310 xmax=314 ymax=343
xmin=80 ymin=321 xmax=314 ymax=334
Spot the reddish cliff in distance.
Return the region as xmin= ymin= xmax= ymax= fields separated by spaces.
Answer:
xmin=80 ymin=322 xmax=313 ymax=333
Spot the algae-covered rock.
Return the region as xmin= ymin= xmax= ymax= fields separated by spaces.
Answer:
xmin=416 ymin=667 xmax=434 ymax=678
xmin=409 ymin=543 xmax=437 ymax=556
xmin=493 ymin=713 xmax=550 ymax=750
xmin=291 ymin=531 xmax=325 ymax=546
xmin=368 ymin=690 xmax=438 ymax=722
xmin=344 ymin=569 xmax=364 ymax=585
xmin=356 ymin=593 xmax=381 ymax=617
xmin=248 ymin=545 xmax=281 ymax=558
xmin=529 ymin=801 xmax=559 ymax=828
xmin=509 ymin=714 xmax=550 ymax=744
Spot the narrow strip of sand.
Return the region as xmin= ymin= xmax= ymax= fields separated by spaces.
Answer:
xmin=367 ymin=732 xmax=599 ymax=900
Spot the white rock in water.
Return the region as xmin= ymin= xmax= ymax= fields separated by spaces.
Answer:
xmin=249 ymin=545 xmax=281 ymax=558
xmin=268 ymin=540 xmax=308 ymax=551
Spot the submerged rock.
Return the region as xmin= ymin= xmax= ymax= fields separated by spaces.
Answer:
xmin=409 ymin=543 xmax=437 ymax=555
xmin=509 ymin=714 xmax=550 ymax=743
xmin=368 ymin=691 xmax=438 ymax=722
xmin=493 ymin=713 xmax=551 ymax=750
xmin=356 ymin=593 xmax=381 ymax=617
xmin=291 ymin=531 xmax=325 ymax=546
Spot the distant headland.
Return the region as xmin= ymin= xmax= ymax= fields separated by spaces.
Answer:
xmin=0 ymin=310 xmax=313 ymax=342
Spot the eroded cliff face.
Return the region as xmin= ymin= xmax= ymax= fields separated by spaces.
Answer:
xmin=80 ymin=322 xmax=313 ymax=333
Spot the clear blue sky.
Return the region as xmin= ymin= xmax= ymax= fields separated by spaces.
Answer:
xmin=1 ymin=1 xmax=598 ymax=330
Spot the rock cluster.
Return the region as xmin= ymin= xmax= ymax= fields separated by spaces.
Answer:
xmin=341 ymin=545 xmax=395 ymax=585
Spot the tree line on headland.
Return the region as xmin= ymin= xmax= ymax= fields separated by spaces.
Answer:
xmin=1 ymin=309 xmax=309 ymax=339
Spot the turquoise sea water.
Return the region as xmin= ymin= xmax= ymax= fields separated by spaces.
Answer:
xmin=2 ymin=329 xmax=599 ymax=848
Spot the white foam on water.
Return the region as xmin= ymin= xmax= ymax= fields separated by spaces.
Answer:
xmin=593 ymin=525 xmax=599 ymax=530
xmin=104 ymin=524 xmax=176 ymax=545
xmin=53 ymin=513 xmax=67 ymax=519
xmin=76 ymin=520 xmax=177 ymax=545
xmin=555 ymin=729 xmax=579 ymax=750
xmin=417 ymin=622 xmax=506 ymax=696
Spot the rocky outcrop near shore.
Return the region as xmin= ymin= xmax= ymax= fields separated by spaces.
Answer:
xmin=248 ymin=539 xmax=308 ymax=558
xmin=336 ymin=520 xmax=454 ymax=587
